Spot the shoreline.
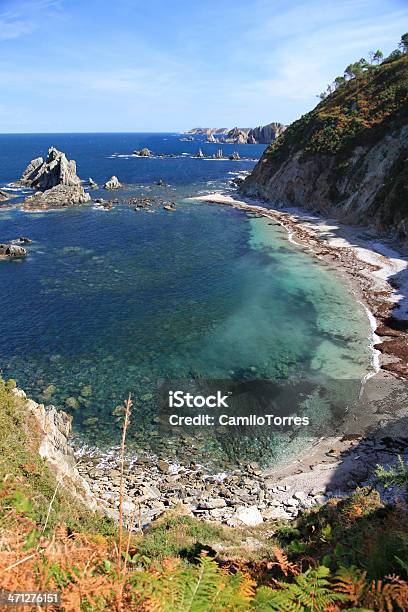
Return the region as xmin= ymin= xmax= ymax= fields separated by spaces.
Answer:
xmin=72 ymin=191 xmax=408 ymax=526
xmin=188 ymin=191 xmax=408 ymax=377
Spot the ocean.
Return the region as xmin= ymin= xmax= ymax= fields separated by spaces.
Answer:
xmin=0 ymin=133 xmax=372 ymax=468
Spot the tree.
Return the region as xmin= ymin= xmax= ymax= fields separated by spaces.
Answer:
xmin=344 ymin=58 xmax=369 ymax=79
xmin=399 ymin=32 xmax=408 ymax=53
xmin=369 ymin=49 xmax=383 ymax=64
xmin=333 ymin=75 xmax=346 ymax=89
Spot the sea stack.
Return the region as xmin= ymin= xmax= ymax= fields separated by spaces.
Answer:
xmin=18 ymin=147 xmax=91 ymax=209
xmin=104 ymin=176 xmax=122 ymax=189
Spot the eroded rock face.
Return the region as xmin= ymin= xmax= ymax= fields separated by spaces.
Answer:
xmin=18 ymin=148 xmax=91 ymax=208
xmin=18 ymin=147 xmax=81 ymax=190
xmin=0 ymin=243 xmax=27 ymax=258
xmin=12 ymin=388 xmax=95 ymax=508
xmin=104 ymin=176 xmax=122 ymax=189
xmin=23 ymin=184 xmax=91 ymax=209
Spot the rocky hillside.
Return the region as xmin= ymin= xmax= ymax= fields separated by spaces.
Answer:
xmin=242 ymin=52 xmax=408 ymax=240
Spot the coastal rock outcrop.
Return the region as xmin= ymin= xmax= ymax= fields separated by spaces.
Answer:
xmin=12 ymin=387 xmax=95 ymax=507
xmin=18 ymin=147 xmax=91 ymax=208
xmin=0 ymin=189 xmax=15 ymax=202
xmin=133 ymin=148 xmax=152 ymax=157
xmin=242 ymin=54 xmax=408 ymax=240
xmin=88 ymin=178 xmax=98 ymax=188
xmin=0 ymin=243 xmax=27 ymax=259
xmin=23 ymin=184 xmax=91 ymax=209
xmin=185 ymin=124 xmax=286 ymax=144
xmin=104 ymin=176 xmax=122 ymax=189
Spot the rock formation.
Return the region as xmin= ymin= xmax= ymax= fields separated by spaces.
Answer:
xmin=88 ymin=178 xmax=98 ymax=188
xmin=185 ymin=124 xmax=286 ymax=144
xmin=229 ymin=151 xmax=240 ymax=160
xmin=196 ymin=148 xmax=205 ymax=158
xmin=0 ymin=243 xmax=27 ymax=258
xmin=18 ymin=147 xmax=90 ymax=209
xmin=0 ymin=189 xmax=15 ymax=202
xmin=104 ymin=176 xmax=122 ymax=189
xmin=214 ymin=149 xmax=224 ymax=159
xmin=133 ymin=148 xmax=152 ymax=156
xmin=11 ymin=388 xmax=95 ymax=507
xmin=242 ymin=53 xmax=408 ymax=240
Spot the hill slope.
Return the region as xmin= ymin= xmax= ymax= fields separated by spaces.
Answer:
xmin=242 ymin=54 xmax=408 ymax=239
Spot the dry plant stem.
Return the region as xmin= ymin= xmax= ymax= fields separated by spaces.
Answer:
xmin=117 ymin=394 xmax=132 ymax=576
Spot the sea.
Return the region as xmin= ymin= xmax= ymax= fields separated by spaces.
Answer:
xmin=0 ymin=133 xmax=373 ymax=469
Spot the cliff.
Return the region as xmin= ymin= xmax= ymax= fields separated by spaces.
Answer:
xmin=185 ymin=123 xmax=286 ymax=144
xmin=242 ymin=54 xmax=408 ymax=240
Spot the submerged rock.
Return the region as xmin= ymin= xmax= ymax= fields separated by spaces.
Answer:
xmin=0 ymin=243 xmax=27 ymax=259
xmin=104 ymin=176 xmax=122 ymax=189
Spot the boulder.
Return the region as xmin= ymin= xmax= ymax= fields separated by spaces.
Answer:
xmin=198 ymin=498 xmax=227 ymax=510
xmin=104 ymin=176 xmax=122 ymax=190
xmin=234 ymin=505 xmax=263 ymax=526
xmin=229 ymin=151 xmax=240 ymax=160
xmin=0 ymin=243 xmax=27 ymax=258
xmin=88 ymin=178 xmax=98 ymax=188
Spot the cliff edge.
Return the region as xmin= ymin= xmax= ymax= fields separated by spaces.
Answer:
xmin=242 ymin=53 xmax=408 ymax=240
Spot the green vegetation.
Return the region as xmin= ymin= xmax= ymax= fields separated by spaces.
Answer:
xmin=267 ymin=33 xmax=408 ymax=163
xmin=0 ymin=376 xmax=115 ymax=535
xmin=376 ymin=455 xmax=408 ymax=502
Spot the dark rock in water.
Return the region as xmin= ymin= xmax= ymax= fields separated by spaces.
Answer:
xmin=163 ymin=202 xmax=176 ymax=211
xmin=214 ymin=149 xmax=224 ymax=159
xmin=23 ymin=184 xmax=91 ymax=209
xmin=0 ymin=243 xmax=27 ymax=258
xmin=88 ymin=178 xmax=98 ymax=188
xmin=229 ymin=151 xmax=240 ymax=160
xmin=17 ymin=147 xmax=91 ymax=208
xmin=0 ymin=189 xmax=15 ymax=202
xmin=133 ymin=148 xmax=152 ymax=157
xmin=156 ymin=178 xmax=166 ymax=186
xmin=12 ymin=237 xmax=32 ymax=244
xmin=195 ymin=148 xmax=205 ymax=158
xmin=104 ymin=176 xmax=122 ymax=189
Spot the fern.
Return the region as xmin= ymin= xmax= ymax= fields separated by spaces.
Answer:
xmin=253 ymin=566 xmax=348 ymax=611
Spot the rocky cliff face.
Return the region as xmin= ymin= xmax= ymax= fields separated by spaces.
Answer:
xmin=12 ymin=387 xmax=95 ymax=507
xmin=242 ymin=55 xmax=408 ymax=240
xmin=186 ymin=123 xmax=286 ymax=144
xmin=18 ymin=147 xmax=91 ymax=208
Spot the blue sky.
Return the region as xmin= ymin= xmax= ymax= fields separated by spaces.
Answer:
xmin=0 ymin=0 xmax=407 ymax=132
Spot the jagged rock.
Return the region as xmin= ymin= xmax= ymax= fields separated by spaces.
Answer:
xmin=262 ymin=506 xmax=291 ymax=520
xmin=104 ymin=176 xmax=122 ymax=189
xmin=214 ymin=149 xmax=224 ymax=159
xmin=207 ymin=133 xmax=217 ymax=143
xmin=23 ymin=184 xmax=91 ymax=209
xmin=196 ymin=148 xmax=204 ymax=158
xmin=156 ymin=178 xmax=166 ymax=186
xmin=246 ymin=122 xmax=286 ymax=144
xmin=17 ymin=148 xmax=90 ymax=208
xmin=133 ymin=148 xmax=152 ymax=157
xmin=0 ymin=243 xmax=27 ymax=258
xmin=0 ymin=189 xmax=15 ymax=202
xmin=229 ymin=151 xmax=240 ymax=160
xmin=18 ymin=147 xmax=82 ymax=190
xmin=88 ymin=178 xmax=98 ymax=188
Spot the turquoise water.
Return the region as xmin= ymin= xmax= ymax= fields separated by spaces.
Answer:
xmin=0 ymin=133 xmax=372 ymax=467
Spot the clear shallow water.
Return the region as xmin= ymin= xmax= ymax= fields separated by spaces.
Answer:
xmin=0 ymin=133 xmax=372 ymax=468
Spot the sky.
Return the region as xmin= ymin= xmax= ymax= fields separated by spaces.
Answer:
xmin=0 ymin=0 xmax=407 ymax=133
